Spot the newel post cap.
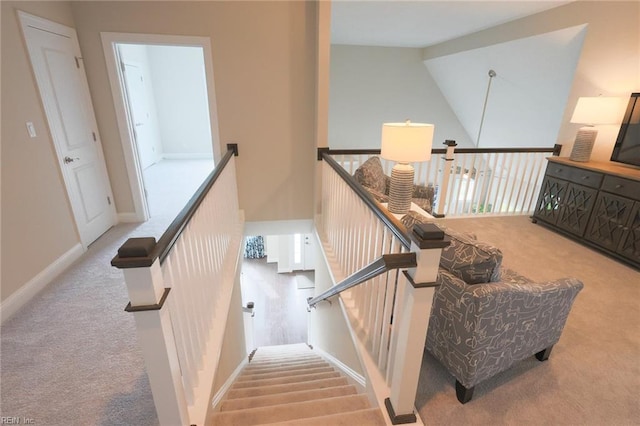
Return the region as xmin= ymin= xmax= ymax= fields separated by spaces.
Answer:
xmin=409 ymin=223 xmax=451 ymax=249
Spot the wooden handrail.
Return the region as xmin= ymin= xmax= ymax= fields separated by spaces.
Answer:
xmin=324 ymin=144 xmax=560 ymax=156
xmin=320 ymin=151 xmax=412 ymax=249
xmin=112 ymin=144 xmax=238 ymax=269
xmin=307 ymin=252 xmax=416 ymax=308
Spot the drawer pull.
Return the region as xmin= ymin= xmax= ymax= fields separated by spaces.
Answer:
xmin=615 ymin=184 xmax=623 ymax=189
xmin=582 ymin=176 xmax=588 ymax=180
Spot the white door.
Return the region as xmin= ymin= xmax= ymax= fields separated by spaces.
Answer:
xmin=20 ymin=12 xmax=116 ymax=247
xmin=121 ymin=61 xmax=157 ymax=170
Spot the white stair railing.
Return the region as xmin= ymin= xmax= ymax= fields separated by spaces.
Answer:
xmin=315 ymin=153 xmax=449 ymax=424
xmin=329 ymin=144 xmax=560 ymax=218
xmin=112 ymin=145 xmax=244 ymax=426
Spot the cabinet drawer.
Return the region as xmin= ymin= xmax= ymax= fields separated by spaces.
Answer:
xmin=545 ymin=163 xmax=603 ymax=188
xmin=601 ymin=175 xmax=640 ymax=200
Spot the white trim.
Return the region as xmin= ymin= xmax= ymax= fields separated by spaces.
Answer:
xmin=1 ymin=243 xmax=84 ymax=324
xmin=162 ymin=153 xmax=215 ymax=161
xmin=118 ymin=212 xmax=142 ymax=223
xmin=100 ymin=31 xmax=221 ymax=224
xmin=314 ymin=346 xmax=366 ymax=389
xmin=209 ymin=357 xmax=248 ymax=412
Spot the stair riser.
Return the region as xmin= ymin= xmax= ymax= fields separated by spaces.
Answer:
xmin=242 ymin=361 xmax=330 ymax=376
xmin=212 ymin=394 xmax=371 ymax=426
xmin=237 ymin=366 xmax=335 ymax=382
xmin=246 ymin=356 xmax=323 ymax=368
xmin=226 ymin=377 xmax=349 ymax=399
xmin=232 ymin=372 xmax=341 ymax=389
xmin=220 ymin=385 xmax=358 ymax=411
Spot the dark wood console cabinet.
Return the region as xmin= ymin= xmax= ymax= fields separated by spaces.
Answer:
xmin=533 ymin=157 xmax=640 ymax=269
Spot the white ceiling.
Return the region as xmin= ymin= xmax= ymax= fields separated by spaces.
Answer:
xmin=331 ymin=0 xmax=575 ymax=48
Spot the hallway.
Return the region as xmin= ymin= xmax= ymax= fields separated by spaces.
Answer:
xmin=0 ymin=159 xmax=213 ymax=425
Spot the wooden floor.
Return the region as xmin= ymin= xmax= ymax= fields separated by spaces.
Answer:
xmin=240 ymin=258 xmax=314 ymax=348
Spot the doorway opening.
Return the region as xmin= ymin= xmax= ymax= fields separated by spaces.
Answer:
xmin=241 ymin=234 xmax=316 ymax=349
xmin=102 ymin=33 xmax=220 ymax=224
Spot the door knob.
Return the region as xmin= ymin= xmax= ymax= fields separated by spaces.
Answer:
xmin=64 ymin=156 xmax=79 ymax=164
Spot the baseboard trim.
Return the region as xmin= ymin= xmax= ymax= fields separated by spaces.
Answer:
xmin=162 ymin=153 xmax=214 ymax=161
xmin=210 ymin=356 xmax=248 ymax=411
xmin=314 ymin=347 xmax=366 ymax=388
xmin=1 ymin=243 xmax=84 ymax=325
xmin=118 ymin=212 xmax=142 ymax=223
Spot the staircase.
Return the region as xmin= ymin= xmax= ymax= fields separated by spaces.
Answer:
xmin=211 ymin=344 xmax=386 ymax=425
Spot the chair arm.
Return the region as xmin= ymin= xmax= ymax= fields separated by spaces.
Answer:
xmin=426 ymin=270 xmax=583 ymax=388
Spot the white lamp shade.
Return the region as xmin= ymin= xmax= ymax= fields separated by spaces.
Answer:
xmin=380 ymin=122 xmax=434 ymax=162
xmin=570 ymin=97 xmax=626 ymax=125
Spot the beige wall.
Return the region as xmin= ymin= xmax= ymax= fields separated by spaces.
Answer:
xmin=423 ymin=1 xmax=640 ymax=161
xmin=1 ymin=0 xmax=318 ymax=303
xmin=70 ymin=1 xmax=317 ymax=221
xmin=1 ymin=1 xmax=81 ymax=302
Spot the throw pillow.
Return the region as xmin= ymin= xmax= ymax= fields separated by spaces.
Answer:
xmin=439 ymin=227 xmax=503 ymax=284
xmin=353 ymin=156 xmax=387 ymax=194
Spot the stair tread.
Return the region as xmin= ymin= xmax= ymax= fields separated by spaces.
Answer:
xmin=211 ymin=394 xmax=371 ymax=425
xmin=237 ymin=366 xmax=335 ymax=382
xmin=220 ymin=384 xmax=358 ymax=411
xmin=232 ymin=371 xmax=341 ymax=389
xmin=226 ymin=377 xmax=350 ymax=400
xmin=244 ymin=360 xmax=328 ymax=373
xmin=264 ymin=408 xmax=387 ymax=426
xmin=246 ymin=356 xmax=323 ymax=368
xmin=241 ymin=361 xmax=331 ymax=376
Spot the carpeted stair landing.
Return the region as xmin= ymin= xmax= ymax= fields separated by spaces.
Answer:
xmin=212 ymin=344 xmax=385 ymax=425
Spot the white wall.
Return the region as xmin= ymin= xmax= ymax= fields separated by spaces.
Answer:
xmin=422 ymin=1 xmax=640 ymax=161
xmin=147 ymin=45 xmax=213 ymax=157
xmin=424 ymin=25 xmax=587 ymax=148
xmin=328 ymin=45 xmax=473 ymax=149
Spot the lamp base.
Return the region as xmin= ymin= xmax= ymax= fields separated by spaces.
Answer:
xmin=388 ymin=163 xmax=414 ymax=214
xmin=569 ymin=127 xmax=598 ymax=162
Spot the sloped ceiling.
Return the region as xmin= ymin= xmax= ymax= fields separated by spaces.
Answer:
xmin=423 ymin=24 xmax=588 ymax=147
xmin=331 ymin=1 xmax=574 ymax=48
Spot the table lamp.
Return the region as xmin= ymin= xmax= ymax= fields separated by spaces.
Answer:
xmin=569 ymin=97 xmax=624 ymax=162
xmin=381 ymin=120 xmax=434 ymax=214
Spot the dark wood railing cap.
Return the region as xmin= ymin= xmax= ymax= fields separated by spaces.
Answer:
xmin=112 ymin=237 xmax=158 ymax=268
xmin=409 ymin=223 xmax=451 ymax=249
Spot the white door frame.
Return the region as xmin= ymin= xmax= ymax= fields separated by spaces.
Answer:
xmin=101 ymin=32 xmax=221 ymax=222
xmin=19 ymin=11 xmax=117 ymax=248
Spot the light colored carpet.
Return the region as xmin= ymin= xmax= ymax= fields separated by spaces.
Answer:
xmin=213 ymin=343 xmax=385 ymax=425
xmin=0 ymin=159 xmax=213 ymax=425
xmin=416 ymin=215 xmax=640 ymax=425
xmin=2 ymin=204 xmax=637 ymax=424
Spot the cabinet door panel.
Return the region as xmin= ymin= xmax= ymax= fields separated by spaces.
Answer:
xmin=585 ymin=192 xmax=633 ymax=251
xmin=557 ymin=183 xmax=598 ymax=236
xmin=534 ymin=176 xmax=567 ymax=225
xmin=617 ymin=201 xmax=640 ymax=263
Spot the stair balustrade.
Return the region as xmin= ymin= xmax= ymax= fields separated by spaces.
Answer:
xmin=329 ymin=143 xmax=561 ymax=217
xmin=112 ymin=145 xmax=244 ymax=426
xmin=314 ymin=152 xmax=451 ymax=424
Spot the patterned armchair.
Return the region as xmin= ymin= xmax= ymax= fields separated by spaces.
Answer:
xmin=401 ymin=215 xmax=584 ymax=403
xmin=353 ymin=156 xmax=435 ymax=214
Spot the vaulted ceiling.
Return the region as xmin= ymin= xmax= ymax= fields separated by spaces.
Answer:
xmin=331 ymin=1 xmax=574 ymax=48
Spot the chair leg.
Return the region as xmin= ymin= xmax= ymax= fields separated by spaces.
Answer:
xmin=455 ymin=380 xmax=474 ymax=404
xmin=535 ymin=345 xmax=553 ymax=361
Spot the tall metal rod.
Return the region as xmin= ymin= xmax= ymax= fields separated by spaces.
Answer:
xmin=476 ymin=69 xmax=497 ymax=148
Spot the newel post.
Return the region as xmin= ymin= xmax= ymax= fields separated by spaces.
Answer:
xmin=434 ymin=140 xmax=457 ymax=218
xmin=111 ymin=237 xmax=189 ymax=426
xmin=385 ymin=223 xmax=450 ymax=424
